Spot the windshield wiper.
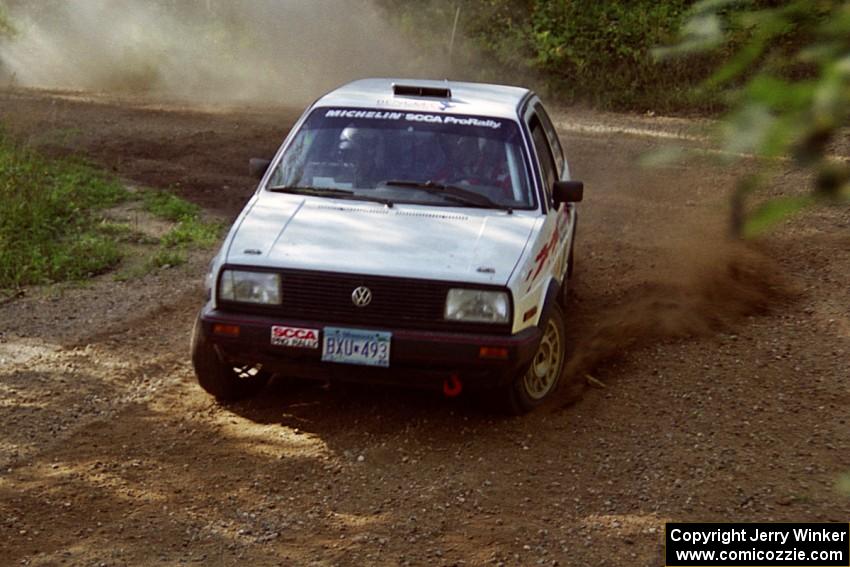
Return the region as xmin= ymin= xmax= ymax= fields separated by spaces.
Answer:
xmin=267 ymin=185 xmax=394 ymax=207
xmin=267 ymin=185 xmax=355 ymax=197
xmin=383 ymin=180 xmax=508 ymax=211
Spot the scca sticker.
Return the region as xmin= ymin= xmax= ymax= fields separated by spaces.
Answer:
xmin=271 ymin=326 xmax=320 ymax=349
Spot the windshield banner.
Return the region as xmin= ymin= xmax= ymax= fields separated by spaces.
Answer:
xmin=323 ymin=108 xmax=502 ymax=130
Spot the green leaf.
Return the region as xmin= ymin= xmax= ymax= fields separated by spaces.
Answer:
xmin=706 ymin=10 xmax=790 ymax=87
xmin=721 ymin=102 xmax=775 ymax=155
xmin=743 ymin=195 xmax=813 ymax=238
xmin=653 ymin=13 xmax=723 ymax=59
xmin=744 ymin=74 xmax=814 ymax=112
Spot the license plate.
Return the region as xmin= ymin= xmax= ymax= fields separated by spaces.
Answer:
xmin=321 ymin=327 xmax=391 ymax=368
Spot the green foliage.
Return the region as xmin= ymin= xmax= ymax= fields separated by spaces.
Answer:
xmin=139 ymin=188 xmax=223 ymax=276
xmin=147 ymin=248 xmax=186 ymax=270
xmin=0 ymin=140 xmax=220 ymax=289
xmin=525 ymin=1 xmax=707 ymax=109
xmin=665 ymin=0 xmax=850 ymax=235
xmin=743 ymin=195 xmax=813 ymax=238
xmin=0 ymin=135 xmax=127 ymax=289
xmin=142 ymin=189 xmax=223 ymax=249
xmin=708 ymin=2 xmax=849 ymax=162
xmin=160 ymin=217 xmax=222 ymax=249
xmin=96 ymin=220 xmax=135 ymax=240
xmin=379 ymin=0 xmax=726 ymax=111
xmin=142 ymin=190 xmax=200 ymax=222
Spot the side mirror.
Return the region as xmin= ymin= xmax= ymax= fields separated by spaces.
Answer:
xmin=553 ymin=180 xmax=583 ymax=204
xmin=249 ymin=158 xmax=272 ymax=180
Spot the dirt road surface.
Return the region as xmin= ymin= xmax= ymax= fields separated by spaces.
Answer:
xmin=1 ymin=88 xmax=848 ymax=566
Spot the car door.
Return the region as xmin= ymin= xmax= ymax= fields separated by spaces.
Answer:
xmin=536 ymin=102 xmax=577 ymax=285
xmin=522 ymin=100 xmax=575 ymax=299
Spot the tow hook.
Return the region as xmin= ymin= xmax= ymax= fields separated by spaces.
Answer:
xmin=443 ymin=374 xmax=463 ymax=397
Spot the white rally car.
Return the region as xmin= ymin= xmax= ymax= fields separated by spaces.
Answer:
xmin=191 ymin=78 xmax=583 ymax=413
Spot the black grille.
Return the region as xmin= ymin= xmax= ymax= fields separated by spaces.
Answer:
xmin=219 ymin=267 xmax=512 ymax=335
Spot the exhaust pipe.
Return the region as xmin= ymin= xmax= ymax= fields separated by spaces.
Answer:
xmin=443 ymin=374 xmax=463 ymax=397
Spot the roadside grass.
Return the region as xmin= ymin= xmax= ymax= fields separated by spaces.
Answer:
xmin=111 ymin=193 xmax=225 ymax=281
xmin=145 ymin=190 xmax=222 ymax=249
xmin=142 ymin=190 xmax=200 ymax=222
xmin=0 ymin=134 xmax=223 ymax=291
xmin=139 ymin=188 xmax=224 ymax=270
xmin=95 ymin=220 xmax=158 ymax=245
xmin=0 ymin=135 xmax=127 ymax=289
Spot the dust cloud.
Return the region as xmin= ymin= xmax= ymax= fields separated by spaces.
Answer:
xmin=0 ymin=0 xmax=439 ymax=105
xmin=561 ymin=240 xmax=792 ymax=403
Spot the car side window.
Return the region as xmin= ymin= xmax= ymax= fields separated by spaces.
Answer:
xmin=530 ymin=116 xmax=558 ymax=205
xmin=535 ymin=105 xmax=565 ymax=178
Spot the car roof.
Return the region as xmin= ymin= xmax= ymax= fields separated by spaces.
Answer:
xmin=314 ymin=78 xmax=533 ymax=120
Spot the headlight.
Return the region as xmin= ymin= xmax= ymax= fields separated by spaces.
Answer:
xmin=444 ymin=289 xmax=510 ymax=323
xmin=219 ymin=270 xmax=281 ymax=304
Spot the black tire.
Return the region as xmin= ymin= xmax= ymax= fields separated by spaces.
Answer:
xmin=191 ymin=315 xmax=270 ymax=401
xmin=503 ymin=304 xmax=567 ymax=414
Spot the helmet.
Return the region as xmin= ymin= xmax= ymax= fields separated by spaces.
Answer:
xmin=338 ymin=125 xmax=379 ymax=153
xmin=338 ymin=126 xmax=359 ymax=151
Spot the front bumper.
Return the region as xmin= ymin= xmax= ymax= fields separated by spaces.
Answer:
xmin=199 ymin=304 xmax=541 ymax=390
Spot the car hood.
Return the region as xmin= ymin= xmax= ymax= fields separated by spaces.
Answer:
xmin=225 ymin=194 xmax=538 ymax=285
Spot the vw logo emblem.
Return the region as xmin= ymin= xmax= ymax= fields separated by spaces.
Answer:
xmin=351 ymin=286 xmax=372 ymax=307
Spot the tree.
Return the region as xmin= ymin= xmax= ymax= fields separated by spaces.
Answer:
xmin=659 ymin=0 xmax=850 ymax=237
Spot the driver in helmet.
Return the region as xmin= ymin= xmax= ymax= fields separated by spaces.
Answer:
xmin=338 ymin=125 xmax=382 ymax=187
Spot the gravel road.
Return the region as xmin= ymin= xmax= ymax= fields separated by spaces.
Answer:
xmin=0 ymin=88 xmax=848 ymax=566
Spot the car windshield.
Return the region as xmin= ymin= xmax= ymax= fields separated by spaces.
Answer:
xmin=266 ymin=107 xmax=535 ymax=209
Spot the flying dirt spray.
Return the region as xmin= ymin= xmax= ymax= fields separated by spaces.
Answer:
xmin=560 ymin=240 xmax=792 ymax=406
xmin=0 ymin=0 xmax=437 ymax=104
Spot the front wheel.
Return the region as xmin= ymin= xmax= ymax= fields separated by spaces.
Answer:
xmin=191 ymin=315 xmax=270 ymax=401
xmin=503 ymin=304 xmax=567 ymax=414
